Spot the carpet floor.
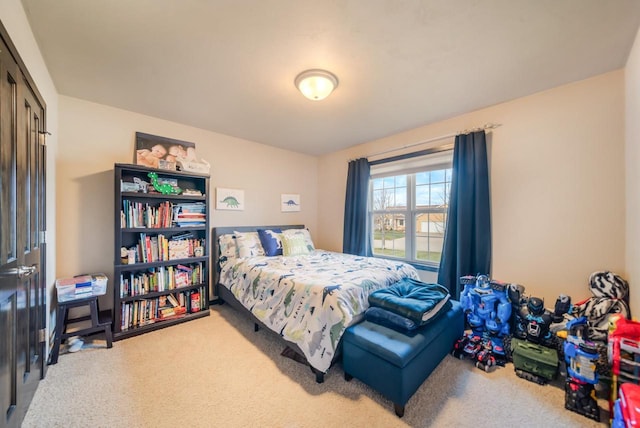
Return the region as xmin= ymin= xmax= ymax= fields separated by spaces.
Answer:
xmin=23 ymin=304 xmax=607 ymax=427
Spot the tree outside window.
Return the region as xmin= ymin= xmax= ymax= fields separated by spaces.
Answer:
xmin=370 ymin=167 xmax=451 ymax=266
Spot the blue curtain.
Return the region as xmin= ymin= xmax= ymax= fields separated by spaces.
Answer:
xmin=437 ymin=131 xmax=491 ymax=298
xmin=343 ymin=158 xmax=372 ymax=256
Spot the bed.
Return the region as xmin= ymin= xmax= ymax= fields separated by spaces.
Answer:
xmin=212 ymin=225 xmax=420 ymax=382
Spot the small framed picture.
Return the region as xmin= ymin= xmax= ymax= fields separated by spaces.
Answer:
xmin=135 ymin=132 xmax=197 ymax=170
xmin=217 ymin=188 xmax=244 ymax=211
xmin=281 ymin=194 xmax=300 ymax=212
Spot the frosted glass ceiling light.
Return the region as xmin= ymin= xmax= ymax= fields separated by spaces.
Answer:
xmin=295 ymin=69 xmax=338 ymax=101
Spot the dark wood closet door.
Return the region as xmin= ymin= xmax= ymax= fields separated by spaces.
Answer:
xmin=16 ymin=67 xmax=45 ymax=419
xmin=0 ymin=30 xmax=46 ymax=428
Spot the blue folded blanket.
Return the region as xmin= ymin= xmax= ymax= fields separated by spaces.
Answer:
xmin=368 ymin=278 xmax=451 ymax=326
xmin=365 ymin=306 xmax=419 ymax=334
xmin=365 ymin=303 xmax=453 ymax=335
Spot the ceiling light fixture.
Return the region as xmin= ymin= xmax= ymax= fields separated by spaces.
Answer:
xmin=294 ymin=69 xmax=338 ymax=101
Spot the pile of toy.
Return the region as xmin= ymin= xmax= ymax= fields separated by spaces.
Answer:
xmin=452 ymin=270 xmax=632 ymax=423
xmin=451 ymin=274 xmax=511 ymax=371
xmin=452 ymin=273 xmax=565 ymax=381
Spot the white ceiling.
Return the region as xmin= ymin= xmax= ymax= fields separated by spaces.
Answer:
xmin=20 ymin=0 xmax=640 ymax=156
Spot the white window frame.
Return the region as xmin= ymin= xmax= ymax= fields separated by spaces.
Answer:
xmin=369 ymin=147 xmax=453 ymax=269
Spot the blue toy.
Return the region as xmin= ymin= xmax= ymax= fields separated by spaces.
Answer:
xmin=564 ymin=317 xmax=599 ymax=384
xmin=454 ymin=274 xmax=512 ymax=370
xmin=563 ymin=316 xmax=600 ymax=422
xmin=612 ymin=399 xmax=625 ymax=428
xmin=460 ymin=274 xmax=512 ymax=337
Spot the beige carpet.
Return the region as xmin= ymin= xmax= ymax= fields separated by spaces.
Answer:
xmin=23 ymin=304 xmax=607 ymax=427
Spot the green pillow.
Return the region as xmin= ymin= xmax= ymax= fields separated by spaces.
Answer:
xmin=282 ymin=234 xmax=311 ymax=256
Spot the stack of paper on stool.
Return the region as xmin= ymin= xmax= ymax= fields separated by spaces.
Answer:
xmin=55 ymin=275 xmax=93 ymax=302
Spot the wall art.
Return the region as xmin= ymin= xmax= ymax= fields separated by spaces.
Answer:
xmin=281 ymin=194 xmax=300 ymax=212
xmin=217 ymin=188 xmax=244 ymax=211
xmin=135 ymin=131 xmax=197 ymax=171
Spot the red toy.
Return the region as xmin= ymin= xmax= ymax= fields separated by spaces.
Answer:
xmin=609 ymin=316 xmax=640 ymax=419
xmin=619 ymin=383 xmax=640 ymax=427
xmin=452 ymin=334 xmax=483 ymax=360
xmin=475 ymin=340 xmax=498 ymax=372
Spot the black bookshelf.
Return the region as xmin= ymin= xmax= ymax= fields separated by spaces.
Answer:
xmin=113 ymin=163 xmax=210 ymax=340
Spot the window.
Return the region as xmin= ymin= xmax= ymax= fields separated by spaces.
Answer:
xmin=370 ymin=149 xmax=453 ymax=268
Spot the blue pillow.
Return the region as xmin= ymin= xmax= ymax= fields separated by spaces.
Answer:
xmin=257 ymin=228 xmax=283 ymax=256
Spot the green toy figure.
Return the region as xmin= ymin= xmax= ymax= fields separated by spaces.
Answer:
xmin=148 ymin=172 xmax=182 ymax=195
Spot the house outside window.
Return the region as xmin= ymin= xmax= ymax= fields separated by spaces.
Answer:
xmin=370 ymin=149 xmax=453 ymax=269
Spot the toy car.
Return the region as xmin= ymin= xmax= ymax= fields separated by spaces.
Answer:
xmin=476 ymin=346 xmax=497 ymax=372
xmin=452 ymin=334 xmax=483 ymax=360
xmin=452 ymin=334 xmax=470 ymax=359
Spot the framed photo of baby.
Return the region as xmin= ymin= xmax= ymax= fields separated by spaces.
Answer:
xmin=135 ymin=132 xmax=197 ymax=170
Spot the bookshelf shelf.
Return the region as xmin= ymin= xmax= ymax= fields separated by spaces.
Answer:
xmin=113 ymin=163 xmax=210 ymax=340
xmin=121 ymin=191 xmax=206 ymax=201
xmin=115 ymin=256 xmax=209 ymax=270
xmin=114 ymin=310 xmax=210 ymax=341
xmin=121 ymin=226 xmax=207 ymax=233
xmin=119 ymin=283 xmax=207 ymax=302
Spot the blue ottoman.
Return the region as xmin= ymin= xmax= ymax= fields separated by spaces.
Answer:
xmin=342 ymin=300 xmax=464 ymax=417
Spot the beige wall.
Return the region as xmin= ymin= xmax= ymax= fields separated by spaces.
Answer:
xmin=4 ymin=0 xmax=635 ymax=329
xmin=1 ymin=0 xmax=59 ymax=338
xmin=626 ymin=27 xmax=640 ymax=316
xmin=318 ymin=71 xmax=626 ymax=306
xmin=57 ymin=96 xmax=317 ymax=309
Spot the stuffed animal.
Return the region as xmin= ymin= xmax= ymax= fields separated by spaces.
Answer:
xmin=570 ymin=271 xmax=630 ymax=343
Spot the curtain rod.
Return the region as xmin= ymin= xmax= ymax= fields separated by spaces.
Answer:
xmin=355 ymin=122 xmax=502 ymax=161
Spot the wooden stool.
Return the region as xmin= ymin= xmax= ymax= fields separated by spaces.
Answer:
xmin=50 ymin=294 xmax=113 ymax=364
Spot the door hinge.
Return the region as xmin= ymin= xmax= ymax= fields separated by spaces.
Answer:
xmin=40 ymin=231 xmax=47 ymax=244
xmin=38 ymin=328 xmax=46 ymax=343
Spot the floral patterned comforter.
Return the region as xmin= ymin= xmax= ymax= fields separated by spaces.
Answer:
xmin=219 ymin=250 xmax=419 ymax=373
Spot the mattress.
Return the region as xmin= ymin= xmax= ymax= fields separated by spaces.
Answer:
xmin=218 ymin=250 xmax=419 ymax=373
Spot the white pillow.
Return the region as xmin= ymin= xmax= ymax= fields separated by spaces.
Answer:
xmin=218 ymin=234 xmax=238 ymax=259
xmin=234 ymin=231 xmax=265 ymax=258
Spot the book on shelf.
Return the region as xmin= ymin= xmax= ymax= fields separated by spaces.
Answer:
xmin=166 ymin=293 xmax=180 ymax=308
xmin=159 ymin=306 xmax=187 ymax=319
xmin=121 ymin=304 xmax=128 ymax=330
xmin=119 ymin=286 xmax=206 ymax=329
xmin=173 ymin=202 xmax=205 ymax=214
xmin=150 ymin=236 xmax=159 ymax=261
xmin=172 ymin=231 xmax=194 ymax=240
xmin=119 ymin=262 xmax=204 ymax=297
xmin=158 ymin=295 xmax=168 ymax=308
xmin=174 ymin=271 xmax=189 ymax=288
xmin=173 ymin=203 xmax=206 ymax=227
xmin=168 ymin=239 xmax=190 ymax=260
xmin=159 ymin=292 xmax=187 ymax=319
xmin=121 ymin=200 xmax=174 ymax=228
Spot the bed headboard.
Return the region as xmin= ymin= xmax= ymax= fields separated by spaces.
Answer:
xmin=211 ymin=225 xmax=305 ymax=291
